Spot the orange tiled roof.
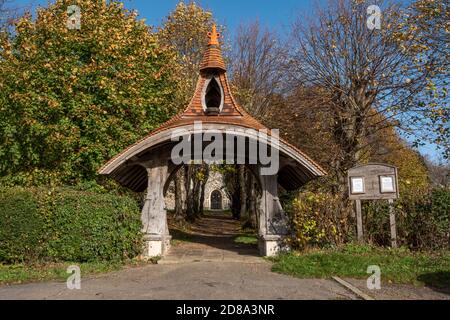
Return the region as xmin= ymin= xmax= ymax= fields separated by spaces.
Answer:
xmin=145 ymin=23 xmax=268 ymax=134
xmin=199 ymin=46 xmax=226 ymax=72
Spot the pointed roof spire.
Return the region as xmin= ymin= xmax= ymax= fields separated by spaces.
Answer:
xmin=200 ymin=24 xmax=226 ymax=72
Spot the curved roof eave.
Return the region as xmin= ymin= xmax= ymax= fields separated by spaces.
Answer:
xmin=98 ymin=123 xmax=326 ymax=179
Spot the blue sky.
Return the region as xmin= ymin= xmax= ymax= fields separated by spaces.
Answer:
xmin=13 ymin=0 xmax=316 ymax=34
xmin=128 ymin=0 xmax=313 ymax=33
xmin=9 ymin=0 xmax=445 ymax=161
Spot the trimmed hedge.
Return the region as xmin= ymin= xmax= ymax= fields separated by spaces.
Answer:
xmin=0 ymin=187 xmax=142 ymax=263
xmin=0 ymin=189 xmax=44 ymax=262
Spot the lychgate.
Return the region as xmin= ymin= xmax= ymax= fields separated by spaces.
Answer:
xmin=98 ymin=25 xmax=326 ymax=258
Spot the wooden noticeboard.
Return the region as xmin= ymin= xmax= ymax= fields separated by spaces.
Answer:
xmin=347 ymin=163 xmax=400 ymax=248
xmin=348 ymin=164 xmax=399 ymax=200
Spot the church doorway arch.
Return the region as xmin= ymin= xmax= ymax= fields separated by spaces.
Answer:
xmin=210 ymin=190 xmax=223 ymax=210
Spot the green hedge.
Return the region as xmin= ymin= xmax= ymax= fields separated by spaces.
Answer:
xmin=0 ymin=189 xmax=44 ymax=262
xmin=0 ymin=187 xmax=142 ymax=263
xmin=365 ymin=187 xmax=450 ymax=250
xmin=287 ymin=187 xmax=449 ymax=250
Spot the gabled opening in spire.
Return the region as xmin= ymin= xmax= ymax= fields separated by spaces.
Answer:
xmin=204 ymin=77 xmax=223 ymax=115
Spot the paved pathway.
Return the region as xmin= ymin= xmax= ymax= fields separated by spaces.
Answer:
xmin=0 ymin=261 xmax=357 ymax=300
xmin=0 ymin=213 xmax=356 ymax=300
xmin=161 ymin=213 xmax=262 ymax=264
xmin=0 ymin=213 xmax=446 ymax=300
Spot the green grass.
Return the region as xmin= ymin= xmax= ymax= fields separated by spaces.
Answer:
xmin=234 ymin=234 xmax=258 ymax=245
xmin=0 ymin=260 xmax=149 ymax=285
xmin=270 ymin=244 xmax=450 ymax=287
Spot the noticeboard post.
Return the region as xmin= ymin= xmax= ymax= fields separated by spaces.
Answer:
xmin=348 ymin=163 xmax=399 ymax=247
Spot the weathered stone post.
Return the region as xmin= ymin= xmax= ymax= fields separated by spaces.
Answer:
xmin=258 ymin=170 xmax=289 ymax=257
xmin=141 ymin=157 xmax=171 ymax=258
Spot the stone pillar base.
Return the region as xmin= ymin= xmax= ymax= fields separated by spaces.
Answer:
xmin=163 ymin=235 xmax=172 ymax=254
xmin=258 ymin=235 xmax=289 ymax=257
xmin=143 ymin=234 xmax=172 ymax=258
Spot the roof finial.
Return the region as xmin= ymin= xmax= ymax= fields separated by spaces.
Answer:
xmin=207 ymin=24 xmax=220 ymax=46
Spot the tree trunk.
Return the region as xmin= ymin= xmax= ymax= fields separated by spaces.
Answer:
xmin=199 ymin=165 xmax=210 ymax=215
xmin=185 ymin=165 xmax=195 ymax=221
xmin=246 ymin=173 xmax=257 ymax=229
xmin=192 ymin=166 xmax=201 ymax=217
xmin=231 ymin=166 xmax=241 ymax=220
xmin=239 ymin=165 xmax=247 ymax=219
xmin=174 ymin=168 xmax=184 ymax=221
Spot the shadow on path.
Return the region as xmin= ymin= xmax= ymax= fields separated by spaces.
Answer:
xmin=164 ymin=212 xmax=260 ymax=263
xmin=416 ymin=272 xmax=450 ymax=295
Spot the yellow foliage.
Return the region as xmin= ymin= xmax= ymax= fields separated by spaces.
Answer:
xmin=289 ymin=191 xmax=351 ymax=249
xmin=370 ymin=125 xmax=430 ymax=197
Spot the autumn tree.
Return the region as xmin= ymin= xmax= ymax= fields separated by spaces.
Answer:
xmin=394 ymin=0 xmax=449 ymax=157
xmin=264 ymin=0 xmax=446 ymax=246
xmin=269 ymin=89 xmax=434 ymax=246
xmin=369 ymin=125 xmax=430 ymax=196
xmin=266 ymin=87 xmax=335 ymax=173
xmin=230 ymin=21 xmax=287 ymax=118
xmin=285 ymin=0 xmax=446 ymax=195
xmin=0 ymin=0 xmax=180 ymax=185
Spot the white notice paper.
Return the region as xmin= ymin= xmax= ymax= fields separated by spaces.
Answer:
xmin=380 ymin=176 xmax=395 ymax=193
xmin=351 ymin=177 xmax=364 ymax=194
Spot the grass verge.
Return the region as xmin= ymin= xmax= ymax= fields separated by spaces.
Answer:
xmin=270 ymin=244 xmax=450 ymax=287
xmin=0 ymin=259 xmax=150 ymax=286
xmin=234 ymin=234 xmax=258 ymax=245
